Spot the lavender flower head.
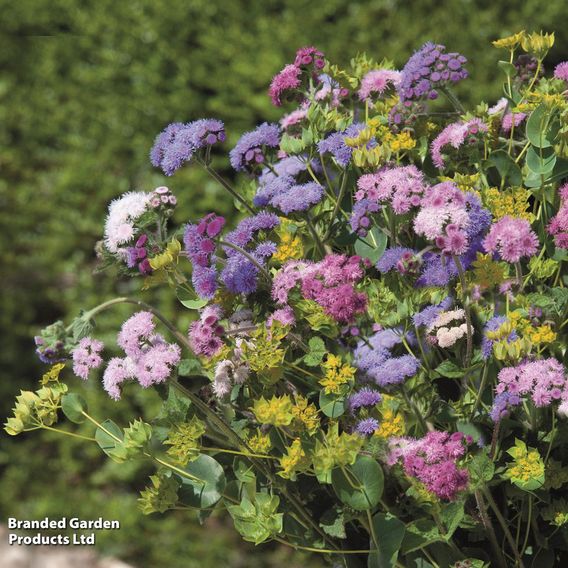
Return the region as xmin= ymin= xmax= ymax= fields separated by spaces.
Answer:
xmin=376 ymin=247 xmax=421 ymax=276
xmin=229 ymin=123 xmax=281 ymax=172
xmin=318 ymin=123 xmax=376 ymax=167
xmin=72 ymin=337 xmax=104 ymax=380
xmin=356 ymin=417 xmax=379 ymax=436
xmin=349 ymin=387 xmax=382 ymax=412
xmin=554 ymin=61 xmax=568 ymax=82
xmin=350 ymin=199 xmax=380 ymax=237
xmin=254 ymin=175 xmax=324 ymax=214
xmin=353 ymin=328 xmax=420 ymax=387
xmin=151 ymin=119 xmax=225 ymax=176
xmin=398 ymin=42 xmax=468 ymax=102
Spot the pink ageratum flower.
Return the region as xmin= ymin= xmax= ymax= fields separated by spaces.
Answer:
xmin=483 ymin=216 xmax=539 ymax=263
xmin=496 ymin=358 xmax=568 ymax=410
xmin=430 ymin=118 xmax=487 ymax=169
xmin=269 ymin=64 xmax=302 ymax=106
xmin=414 ymin=182 xmax=470 ymax=254
xmin=502 ymin=112 xmax=527 ymax=133
xmin=294 ymin=46 xmax=325 ymax=70
xmin=388 ymin=431 xmax=471 ymax=501
xmin=72 ymin=337 xmax=104 ymax=380
xmin=103 ymin=311 xmax=180 ymax=400
xmin=188 ymin=305 xmax=225 ymax=358
xmin=356 ymin=165 xmax=427 ymax=214
xmin=554 ymin=61 xmax=568 ymax=82
xmin=548 ymin=183 xmax=568 ymax=249
xmin=272 ymin=255 xmax=368 ymax=323
xmin=358 ymin=69 xmax=401 ymax=102
xmin=280 ymin=108 xmax=308 ymax=132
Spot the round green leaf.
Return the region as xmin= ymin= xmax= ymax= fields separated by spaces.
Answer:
xmin=319 ymin=391 xmax=346 ymax=418
xmin=354 ymin=227 xmax=387 ymax=264
xmin=61 ymin=393 xmax=88 ymax=424
xmin=526 ymin=104 xmax=554 ymax=148
xmin=177 ymin=454 xmax=226 ymax=509
xmin=176 ymin=287 xmax=208 ymax=310
xmin=332 ymin=455 xmax=384 ymax=511
xmin=526 ymin=146 xmax=556 ymax=175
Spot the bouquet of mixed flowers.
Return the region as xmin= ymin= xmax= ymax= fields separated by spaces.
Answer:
xmin=7 ymin=31 xmax=568 ymax=567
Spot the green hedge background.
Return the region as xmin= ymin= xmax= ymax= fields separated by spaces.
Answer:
xmin=1 ymin=1 xmax=567 ymax=566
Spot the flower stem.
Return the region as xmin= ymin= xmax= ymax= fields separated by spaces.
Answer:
xmin=474 ymin=490 xmax=508 ymax=568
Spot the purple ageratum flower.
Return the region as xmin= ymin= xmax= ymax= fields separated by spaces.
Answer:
xmin=554 ymin=61 xmax=568 ymax=82
xmin=398 ymin=42 xmax=468 ymax=103
xmin=150 ymin=119 xmax=225 ymax=176
xmin=356 ymin=417 xmax=379 ymax=436
xmin=224 ymin=212 xmax=280 ymax=251
xmin=416 ymin=252 xmax=458 ymax=287
xmin=376 ymin=247 xmax=420 ymax=275
xmin=489 ymin=391 xmax=522 ymax=423
xmin=349 ymin=387 xmax=382 ymax=411
xmin=270 ymin=181 xmax=324 ymax=214
xmin=258 ymin=156 xmax=310 ymax=186
xmin=269 ymin=64 xmax=302 ymax=106
xmin=413 ymin=297 xmax=453 ymax=328
xmin=350 ymin=199 xmax=380 ymax=237
xmin=483 ymin=216 xmax=539 ymax=263
xmin=353 ymin=328 xmax=419 ymax=387
xmin=103 ymin=357 xmax=136 ymax=401
xmin=318 ymin=123 xmax=376 ymax=167
xmin=136 ymin=340 xmax=181 ymax=388
xmin=192 ymin=265 xmax=218 ymax=299
xmin=229 ymin=123 xmax=281 ymax=173
xmin=72 ymin=337 xmax=104 ymax=380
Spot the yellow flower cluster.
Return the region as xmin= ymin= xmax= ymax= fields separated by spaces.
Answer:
xmin=247 ymin=429 xmax=272 ymax=454
xmin=525 ymin=324 xmax=557 ymax=345
xmin=482 ymin=187 xmax=534 ymax=222
xmin=493 ymin=30 xmax=554 ymax=58
xmin=252 ymin=395 xmax=294 ymax=427
xmin=319 ymin=354 xmax=355 ymax=395
xmin=149 ymin=239 xmax=181 ymax=271
xmin=471 ymin=254 xmax=508 ymax=289
xmin=492 ymin=31 xmax=526 ymax=50
xmin=383 ymin=130 xmax=416 ymax=153
xmin=41 ymin=363 xmax=65 ymax=385
xmin=164 ymin=417 xmax=206 ymax=465
xmin=274 ymin=220 xmax=303 ymax=263
xmin=291 ymin=395 xmax=320 ymax=435
xmin=505 ymin=440 xmax=545 ymax=489
xmin=374 ymin=408 xmax=405 ymax=439
xmin=279 ymin=439 xmax=310 ymax=480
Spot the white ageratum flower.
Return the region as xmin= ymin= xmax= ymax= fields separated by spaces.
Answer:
xmin=104 ymin=191 xmax=151 ymax=253
xmin=427 ymin=309 xmax=468 ymax=348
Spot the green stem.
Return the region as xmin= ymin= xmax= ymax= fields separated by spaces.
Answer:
xmin=470 ymin=364 xmax=489 ymax=419
xmin=482 ymin=487 xmax=526 ymax=568
xmin=441 ymin=86 xmax=465 ymax=114
xmin=474 ymin=490 xmax=508 ymax=568
xmin=322 ymin=171 xmax=348 ymax=242
xmin=38 ymin=425 xmax=97 ymax=442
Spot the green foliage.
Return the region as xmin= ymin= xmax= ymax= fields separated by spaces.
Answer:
xmin=227 ymin=493 xmax=284 ymax=545
xmin=331 ymin=455 xmax=384 ymax=511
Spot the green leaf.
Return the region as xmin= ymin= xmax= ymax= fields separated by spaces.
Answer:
xmin=157 ymin=386 xmax=191 ymax=423
xmin=176 ymin=287 xmax=208 ymax=310
xmin=303 ymin=336 xmax=327 ymax=367
xmin=469 ymin=452 xmax=495 ymax=488
xmin=401 ymin=519 xmax=442 ymax=554
xmin=177 ymin=454 xmax=226 ymax=509
xmin=526 ymin=146 xmax=556 ymax=175
xmin=367 ymin=513 xmax=405 ymax=568
xmin=497 ymin=60 xmax=517 ymax=78
xmin=526 ymin=104 xmax=555 ymax=148
xmin=61 ymin=393 xmax=88 ymax=424
xmin=319 ymin=507 xmax=347 ymax=539
xmin=177 ymin=358 xmax=204 ymax=377
xmin=486 ymin=150 xmax=522 ymax=186
xmin=439 ymin=500 xmax=465 ymax=539
xmin=354 ymin=227 xmax=387 ymax=264
xmin=227 ymin=492 xmax=283 ymax=544
xmin=434 ymin=361 xmax=464 ymax=378
xmin=319 ymin=391 xmax=346 ymax=418
xmin=332 ymin=455 xmax=384 ymax=511
xmin=95 ymin=419 xmax=124 ymax=459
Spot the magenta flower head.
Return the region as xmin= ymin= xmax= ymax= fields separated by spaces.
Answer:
xmin=554 ymin=61 xmax=568 ymax=82
xmin=548 ymin=183 xmax=568 ymax=249
xmin=483 ymin=216 xmax=539 ymax=263
xmin=269 ymin=64 xmax=302 ymax=106
xmin=294 ymin=46 xmax=325 ymax=70
xmin=229 ymin=123 xmax=281 ymax=173
xmin=398 ymin=42 xmax=468 ymax=102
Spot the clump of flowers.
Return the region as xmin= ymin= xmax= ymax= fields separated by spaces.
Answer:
xmin=388 ymin=431 xmax=471 ymax=501
xmin=12 ymin=34 xmax=568 ymax=567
